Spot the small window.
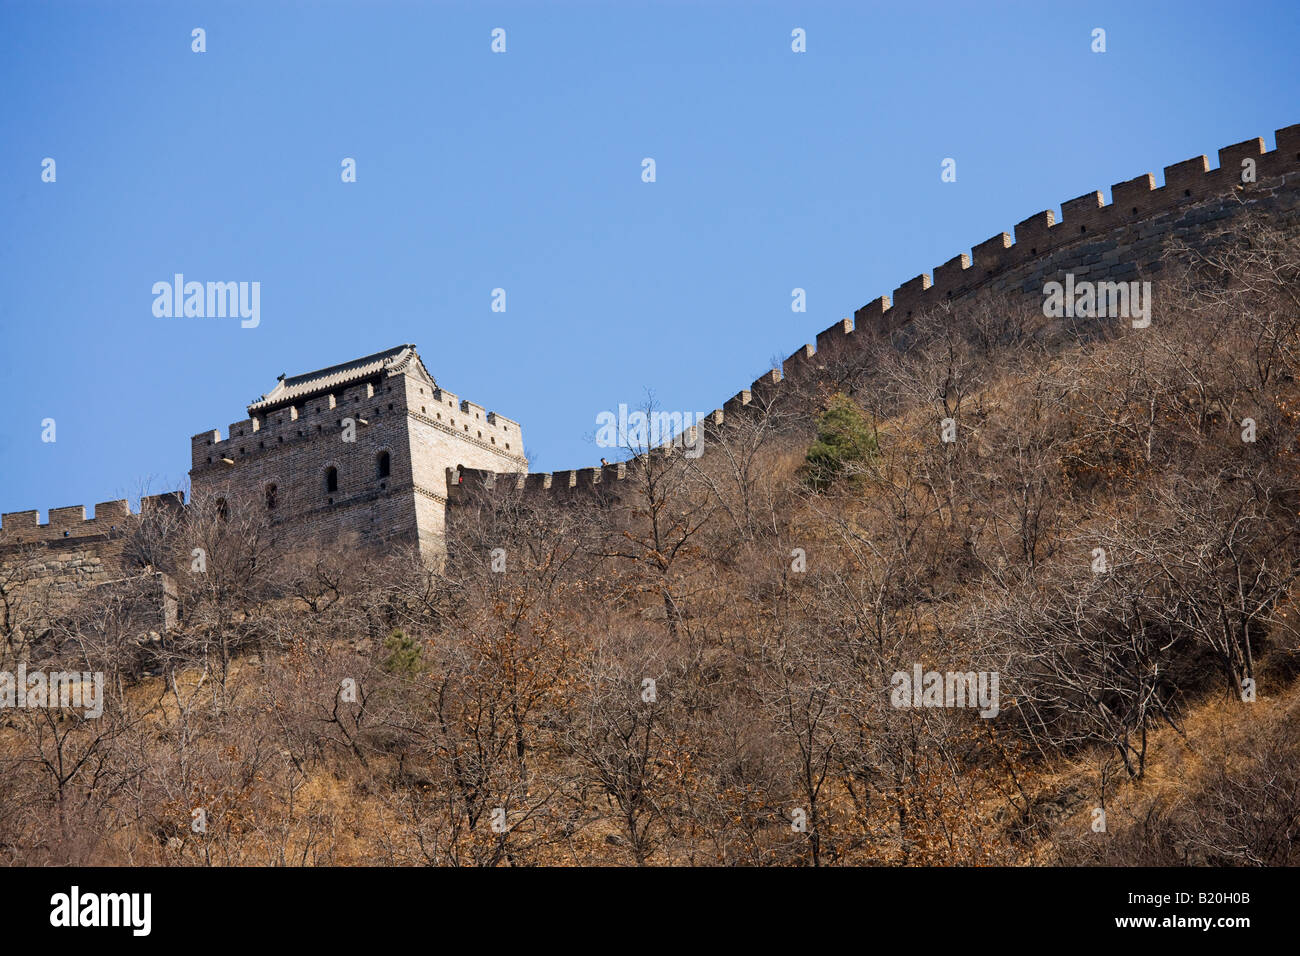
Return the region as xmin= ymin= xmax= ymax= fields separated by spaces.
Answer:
xmin=266 ymin=484 xmax=278 ymax=510
xmin=216 ymin=498 xmax=229 ymax=520
xmin=325 ymin=466 xmax=338 ymax=494
xmin=376 ymin=451 xmax=390 ymax=479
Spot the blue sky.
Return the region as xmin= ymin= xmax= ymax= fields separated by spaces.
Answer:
xmin=2 ymin=0 xmax=1299 ymax=519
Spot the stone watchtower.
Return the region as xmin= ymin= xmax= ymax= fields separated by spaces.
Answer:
xmin=189 ymin=345 xmax=527 ymax=556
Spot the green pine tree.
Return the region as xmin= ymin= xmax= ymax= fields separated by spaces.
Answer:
xmin=382 ymin=627 xmax=422 ymax=676
xmin=804 ymin=392 xmax=878 ymax=490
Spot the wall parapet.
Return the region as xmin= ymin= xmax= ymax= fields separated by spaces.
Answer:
xmin=453 ymin=123 xmax=1300 ymax=507
xmin=1 ymin=493 xmax=184 ymax=546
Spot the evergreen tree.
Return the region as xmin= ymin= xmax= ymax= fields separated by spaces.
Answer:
xmin=804 ymin=392 xmax=877 ymax=490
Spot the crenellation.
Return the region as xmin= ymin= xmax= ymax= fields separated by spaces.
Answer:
xmin=48 ymin=505 xmax=87 ymax=528
xmin=853 ymin=295 xmax=891 ymax=336
xmin=1219 ymin=137 xmax=1267 ymax=182
xmin=92 ymin=500 xmax=131 ymax=527
xmin=1061 ymin=190 xmax=1106 ymax=235
xmin=815 ymin=317 xmax=854 ymax=353
xmin=1 ymin=493 xmax=184 ymax=551
xmin=1 ymin=510 xmax=39 ymax=532
xmin=1110 ymin=173 xmax=1158 ymax=219
xmin=10 ymin=128 xmax=1300 ymax=573
xmin=1013 ymin=210 xmax=1056 ymax=251
xmin=339 ymin=382 xmax=372 ymax=408
xmin=1271 ymin=124 xmax=1300 ymax=170
xmin=972 ymin=232 xmax=1013 ymax=275
xmin=751 ymin=368 xmax=782 ymax=396
xmin=932 ymin=253 xmax=971 ymax=298
xmin=142 ymin=492 xmax=185 ymax=515
xmin=620 ymin=125 xmax=1300 ymax=498
xmin=724 ymin=389 xmax=752 ymax=417
xmin=486 ymin=411 xmax=521 ymax=433
xmin=890 ymin=273 xmax=933 ymax=326
xmin=782 ymin=344 xmax=815 ymax=379
xmin=1163 ymin=155 xmax=1211 ymax=196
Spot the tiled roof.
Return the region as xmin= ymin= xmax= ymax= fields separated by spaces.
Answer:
xmin=248 ymin=344 xmax=428 ymax=412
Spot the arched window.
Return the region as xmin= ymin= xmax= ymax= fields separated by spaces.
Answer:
xmin=376 ymin=450 xmax=390 ymax=479
xmin=265 ymin=484 xmax=277 ymax=510
xmin=216 ymin=498 xmax=229 ymax=520
xmin=325 ymin=466 xmax=338 ymax=494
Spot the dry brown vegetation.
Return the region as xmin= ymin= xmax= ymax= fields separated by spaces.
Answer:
xmin=3 ymin=217 xmax=1300 ymax=866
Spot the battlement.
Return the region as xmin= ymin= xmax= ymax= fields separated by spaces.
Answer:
xmin=191 ymin=347 xmax=525 ymax=470
xmin=449 ymin=463 xmax=631 ymax=501
xmin=8 ymin=126 xmax=1300 ymax=556
xmin=813 ymin=124 xmax=1298 ymax=342
xmin=448 ymin=124 xmax=1300 ymax=509
xmin=0 ymin=493 xmax=185 ymax=546
xmin=192 ymin=377 xmax=409 ymax=468
xmin=733 ymin=124 xmax=1300 ymax=434
xmin=412 ymin=384 xmax=523 ymax=456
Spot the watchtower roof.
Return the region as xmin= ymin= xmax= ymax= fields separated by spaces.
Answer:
xmin=248 ymin=344 xmax=432 ymax=413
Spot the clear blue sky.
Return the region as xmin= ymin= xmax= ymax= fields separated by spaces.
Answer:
xmin=3 ymin=0 xmax=1299 ymax=519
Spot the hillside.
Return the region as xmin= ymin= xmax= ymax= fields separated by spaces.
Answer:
xmin=2 ymin=214 xmax=1298 ymax=865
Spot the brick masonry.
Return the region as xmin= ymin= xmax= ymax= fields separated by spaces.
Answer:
xmin=4 ymin=125 xmax=1300 ymax=599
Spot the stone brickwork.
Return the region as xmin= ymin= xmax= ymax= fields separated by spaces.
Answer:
xmin=451 ymin=124 xmax=1300 ymax=506
xmin=0 ymin=494 xmax=183 ymax=646
xmin=4 ymin=124 xmax=1300 ymax=585
xmin=188 ymin=345 xmax=528 ymax=557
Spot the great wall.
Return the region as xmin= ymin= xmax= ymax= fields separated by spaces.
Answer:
xmin=452 ymin=124 xmax=1300 ymax=500
xmin=3 ymin=124 xmax=1299 ymax=631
